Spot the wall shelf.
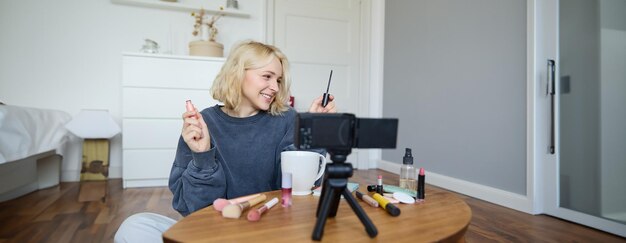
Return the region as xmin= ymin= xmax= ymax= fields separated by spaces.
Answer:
xmin=112 ymin=0 xmax=250 ymax=18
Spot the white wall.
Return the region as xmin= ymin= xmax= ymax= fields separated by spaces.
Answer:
xmin=0 ymin=0 xmax=265 ymax=181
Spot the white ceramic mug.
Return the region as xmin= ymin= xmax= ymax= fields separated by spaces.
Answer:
xmin=281 ymin=151 xmax=326 ymax=195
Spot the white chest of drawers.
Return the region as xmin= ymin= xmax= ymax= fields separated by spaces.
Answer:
xmin=121 ymin=53 xmax=223 ymax=188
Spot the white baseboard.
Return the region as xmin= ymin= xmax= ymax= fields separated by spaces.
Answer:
xmin=378 ymin=159 xmax=534 ymax=214
xmin=123 ymin=178 xmax=168 ymax=188
xmin=61 ymin=166 xmax=122 ymax=182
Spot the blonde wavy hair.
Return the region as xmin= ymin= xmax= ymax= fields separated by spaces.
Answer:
xmin=211 ymin=40 xmax=291 ymax=116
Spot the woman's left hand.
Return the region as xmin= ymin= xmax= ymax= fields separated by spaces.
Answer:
xmin=309 ymin=94 xmax=336 ymax=113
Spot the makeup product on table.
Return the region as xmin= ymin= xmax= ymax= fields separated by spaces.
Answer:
xmin=371 ymin=193 xmax=401 ymax=216
xmin=383 ymin=195 xmax=400 ymax=204
xmin=355 ymin=191 xmax=378 ymax=207
xmin=282 ymin=172 xmax=292 ymax=207
xmin=399 ymin=148 xmax=417 ymax=191
xmin=367 ymin=184 xmax=417 ymax=198
xmin=247 ymin=197 xmax=279 ymax=222
xmin=393 ymin=192 xmax=415 ymax=204
xmin=322 ymin=70 xmax=333 ymax=107
xmin=376 ymin=175 xmax=384 ymax=194
xmin=385 ymin=185 xmax=418 ymax=198
xmin=222 ymin=194 xmax=267 ymax=219
xmin=213 ymin=193 xmax=262 ymax=211
xmin=417 ymin=167 xmax=425 ymax=202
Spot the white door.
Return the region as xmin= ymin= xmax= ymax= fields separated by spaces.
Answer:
xmin=537 ymin=0 xmax=626 ymax=237
xmin=270 ymin=0 xmax=368 ymax=167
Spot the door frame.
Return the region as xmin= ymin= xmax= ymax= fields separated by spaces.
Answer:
xmin=535 ymin=0 xmax=626 ymax=237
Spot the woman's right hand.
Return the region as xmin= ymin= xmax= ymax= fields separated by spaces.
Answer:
xmin=182 ymin=109 xmax=211 ymax=153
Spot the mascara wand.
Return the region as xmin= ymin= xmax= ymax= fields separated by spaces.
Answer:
xmin=322 ymin=70 xmax=333 ymax=107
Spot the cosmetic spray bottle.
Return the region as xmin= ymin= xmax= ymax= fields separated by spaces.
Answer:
xmin=399 ymin=148 xmax=417 ymax=191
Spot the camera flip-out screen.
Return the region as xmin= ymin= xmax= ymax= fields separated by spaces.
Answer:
xmin=295 ymin=113 xmax=398 ymax=150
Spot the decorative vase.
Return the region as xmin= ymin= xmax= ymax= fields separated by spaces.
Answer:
xmin=189 ymin=40 xmax=224 ymax=57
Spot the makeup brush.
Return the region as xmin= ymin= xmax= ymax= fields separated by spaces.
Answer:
xmin=213 ymin=193 xmax=261 ymax=211
xmin=222 ymin=194 xmax=267 ymax=219
xmin=247 ymin=197 xmax=279 ymax=222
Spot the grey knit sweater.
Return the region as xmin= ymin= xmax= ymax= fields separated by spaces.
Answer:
xmin=169 ymin=105 xmax=297 ymax=216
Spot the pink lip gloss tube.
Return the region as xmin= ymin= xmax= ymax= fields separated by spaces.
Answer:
xmin=185 ymin=100 xmax=202 ymax=139
xmin=282 ymin=172 xmax=292 ymax=207
xmin=185 ymin=100 xmax=198 ymax=119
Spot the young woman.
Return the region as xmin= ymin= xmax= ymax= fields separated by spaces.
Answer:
xmin=114 ymin=40 xmax=336 ymax=243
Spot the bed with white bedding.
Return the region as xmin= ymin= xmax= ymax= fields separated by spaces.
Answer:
xmin=0 ymin=104 xmax=71 ymax=202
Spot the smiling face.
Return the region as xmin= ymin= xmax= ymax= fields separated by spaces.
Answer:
xmin=211 ymin=41 xmax=292 ymax=116
xmin=239 ymin=56 xmax=284 ymax=115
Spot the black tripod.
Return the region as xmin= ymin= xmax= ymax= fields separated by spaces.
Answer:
xmin=312 ymin=149 xmax=378 ymax=241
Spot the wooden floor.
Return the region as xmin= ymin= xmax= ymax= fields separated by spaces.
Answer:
xmin=0 ymin=169 xmax=624 ymax=243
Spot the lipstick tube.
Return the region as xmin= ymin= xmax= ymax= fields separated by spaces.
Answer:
xmin=417 ymin=168 xmax=425 ymax=202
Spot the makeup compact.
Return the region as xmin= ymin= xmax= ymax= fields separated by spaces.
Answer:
xmin=393 ymin=192 xmax=415 ymax=204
